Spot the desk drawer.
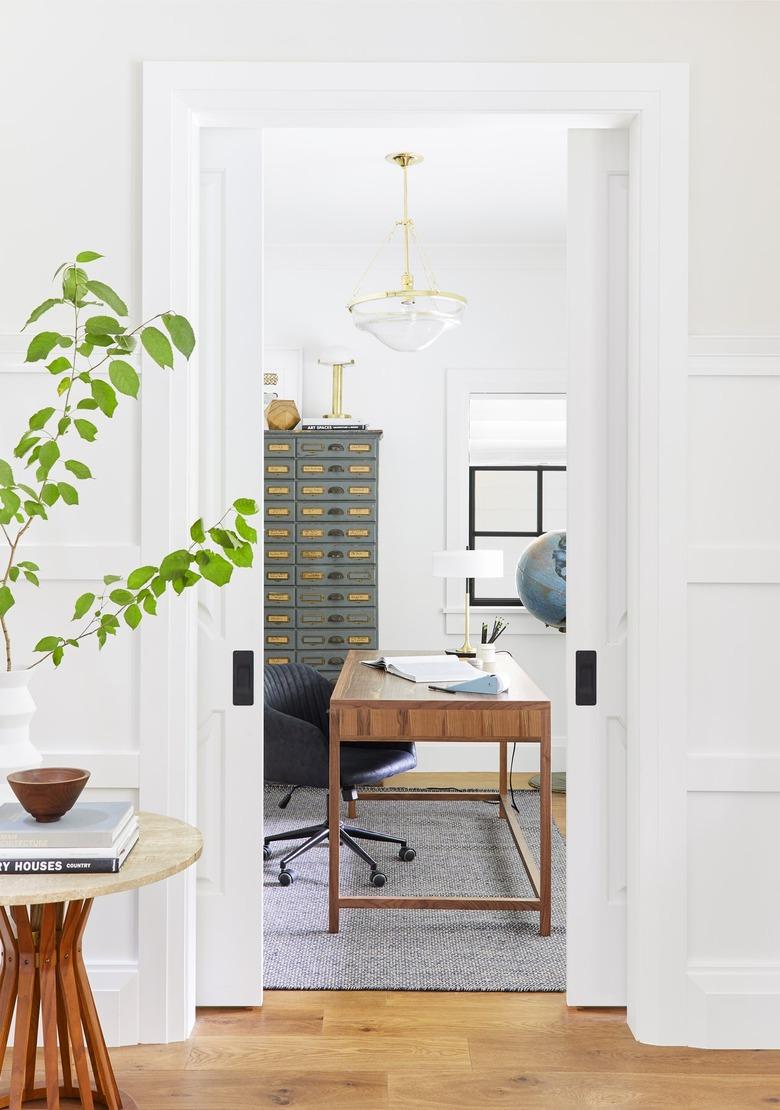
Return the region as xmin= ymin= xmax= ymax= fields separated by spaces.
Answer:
xmin=296 ymin=500 xmax=376 ymax=523
xmin=296 ymin=459 xmax=377 ymax=480
xmin=297 ymin=480 xmax=376 ymax=501
xmin=264 ymin=436 xmax=295 ymax=458
xmin=264 ymin=608 xmax=295 ymax=630
xmin=295 ymin=522 xmax=376 ymax=543
xmin=264 ymin=500 xmax=295 ymax=523
xmin=297 ymin=586 xmax=376 ymax=608
xmin=264 ymin=459 xmax=294 ymax=479
xmin=264 ymin=586 xmax=295 ymax=607
xmin=296 ymin=607 xmax=376 ymax=629
xmin=264 ymin=566 xmax=293 ymax=585
xmin=263 ymin=524 xmax=294 ymax=543
xmin=295 ymin=565 xmax=376 ymax=586
xmin=296 ymin=631 xmax=377 ymax=651
xmin=264 ymin=545 xmax=295 ymax=565
xmin=296 ymin=436 xmax=377 ymax=459
xmin=264 ymin=480 xmax=295 ymax=499
xmin=297 ymin=542 xmax=375 ymax=566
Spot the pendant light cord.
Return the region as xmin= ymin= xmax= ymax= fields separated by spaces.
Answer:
xmin=349 ymin=220 xmax=399 ymax=302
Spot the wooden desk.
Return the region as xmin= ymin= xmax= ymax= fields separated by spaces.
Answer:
xmin=0 ymin=812 xmax=202 ymax=1110
xmin=328 ymin=651 xmax=551 ymax=935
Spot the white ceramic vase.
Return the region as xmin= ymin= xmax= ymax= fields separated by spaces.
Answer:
xmin=0 ymin=670 xmax=42 ymax=776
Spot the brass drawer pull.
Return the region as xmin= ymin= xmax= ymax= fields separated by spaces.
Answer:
xmin=328 ymin=593 xmax=345 ymax=602
xmin=327 ymin=507 xmax=345 ymax=515
xmin=328 ymin=636 xmax=345 ymax=645
xmin=328 ymin=464 xmax=345 ymax=473
xmin=328 ymin=486 xmax=345 ymax=495
xmin=328 ymin=615 xmax=345 ymax=623
xmin=327 ymin=551 xmax=344 ymax=559
xmin=328 ymin=657 xmax=343 ymax=666
xmin=327 ymin=443 xmax=345 ymax=452
xmin=328 ymin=528 xmax=345 ymax=537
xmin=328 ymin=572 xmax=344 ymax=580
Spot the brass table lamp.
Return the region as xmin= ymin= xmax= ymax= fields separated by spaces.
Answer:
xmin=432 ymin=549 xmax=504 ymax=656
xmin=318 ymin=347 xmax=355 ymax=420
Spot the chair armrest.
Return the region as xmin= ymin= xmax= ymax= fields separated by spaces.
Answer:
xmin=264 ymin=706 xmax=329 ymax=787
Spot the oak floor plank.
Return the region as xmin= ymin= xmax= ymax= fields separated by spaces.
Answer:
xmin=113 ymin=1069 xmax=388 ymax=1109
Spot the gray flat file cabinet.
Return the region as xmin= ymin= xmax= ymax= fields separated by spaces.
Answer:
xmin=264 ymin=429 xmax=382 ymax=678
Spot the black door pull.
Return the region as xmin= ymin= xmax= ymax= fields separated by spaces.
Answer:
xmin=575 ymin=650 xmax=597 ymax=706
xmin=233 ymin=650 xmax=254 ymax=706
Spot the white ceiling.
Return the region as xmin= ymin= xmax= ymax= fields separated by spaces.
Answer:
xmin=263 ymin=120 xmax=572 ymax=245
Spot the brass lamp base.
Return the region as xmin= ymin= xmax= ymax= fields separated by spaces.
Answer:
xmin=446 ymin=586 xmax=476 ymax=657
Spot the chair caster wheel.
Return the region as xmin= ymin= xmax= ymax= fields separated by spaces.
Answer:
xmin=263 ymin=844 xmax=271 ymax=861
xmin=398 ymin=847 xmax=416 ymax=862
xmin=279 ymin=868 xmax=296 ymax=886
xmin=369 ymin=870 xmax=387 ymax=887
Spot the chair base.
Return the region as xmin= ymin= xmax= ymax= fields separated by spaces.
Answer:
xmin=264 ymin=819 xmax=416 ymax=886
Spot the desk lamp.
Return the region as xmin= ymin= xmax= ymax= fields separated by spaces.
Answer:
xmin=432 ymin=549 xmax=504 ymax=657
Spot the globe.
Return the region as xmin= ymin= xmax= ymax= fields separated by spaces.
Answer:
xmin=515 ymin=531 xmax=567 ymax=630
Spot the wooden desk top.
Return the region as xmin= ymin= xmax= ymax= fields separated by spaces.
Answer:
xmin=331 ymin=650 xmax=550 ymax=709
xmin=0 ymin=812 xmax=202 ymax=906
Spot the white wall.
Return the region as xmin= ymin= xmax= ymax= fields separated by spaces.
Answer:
xmin=1 ymin=0 xmax=778 ymax=1049
xmin=265 ymin=242 xmax=567 ymax=772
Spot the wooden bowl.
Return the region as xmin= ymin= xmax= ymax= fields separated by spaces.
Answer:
xmin=7 ymin=767 xmax=90 ymax=823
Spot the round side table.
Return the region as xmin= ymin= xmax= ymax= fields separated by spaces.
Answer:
xmin=0 ymin=811 xmax=202 ymax=1109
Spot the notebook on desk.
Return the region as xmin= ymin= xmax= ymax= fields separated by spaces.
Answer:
xmin=361 ymin=654 xmax=479 ymax=683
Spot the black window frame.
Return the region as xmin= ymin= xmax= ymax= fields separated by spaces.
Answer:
xmin=468 ymin=464 xmax=567 ymax=607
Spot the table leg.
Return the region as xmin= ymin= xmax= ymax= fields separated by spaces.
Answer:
xmin=0 ymin=900 xmax=137 ymax=1110
xmin=328 ymin=715 xmax=341 ymax=933
xmin=539 ymin=709 xmax=552 ymax=936
xmin=499 ymin=742 xmax=508 ymax=818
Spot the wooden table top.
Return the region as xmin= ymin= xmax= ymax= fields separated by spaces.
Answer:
xmin=331 ymin=650 xmax=550 ymax=708
xmin=0 ymin=812 xmax=202 ymax=906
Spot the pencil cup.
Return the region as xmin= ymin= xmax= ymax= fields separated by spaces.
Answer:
xmin=475 ymin=643 xmax=496 ymax=665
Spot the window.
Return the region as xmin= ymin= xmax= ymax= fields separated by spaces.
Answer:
xmin=467 ymin=393 xmax=566 ymax=608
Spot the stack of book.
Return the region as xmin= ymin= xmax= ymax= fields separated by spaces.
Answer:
xmin=0 ymin=801 xmax=139 ymax=874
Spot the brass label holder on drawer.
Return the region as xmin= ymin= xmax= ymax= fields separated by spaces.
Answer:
xmin=266 ymin=571 xmax=289 ymax=580
xmin=266 ymin=529 xmax=291 ymax=538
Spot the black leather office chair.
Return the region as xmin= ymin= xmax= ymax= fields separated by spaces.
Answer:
xmin=264 ymin=663 xmax=418 ymax=887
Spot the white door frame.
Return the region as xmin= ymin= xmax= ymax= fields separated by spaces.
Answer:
xmin=141 ymin=61 xmax=688 ymax=1046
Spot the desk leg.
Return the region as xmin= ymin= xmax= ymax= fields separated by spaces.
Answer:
xmin=539 ymin=709 xmax=552 ymax=936
xmin=328 ymin=717 xmax=341 ymax=934
xmin=499 ymin=742 xmax=508 ymax=818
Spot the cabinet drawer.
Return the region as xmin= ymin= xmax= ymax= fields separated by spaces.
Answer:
xmin=296 ymin=459 xmax=377 ymax=480
xmin=298 ymin=649 xmax=351 ymax=671
xmin=297 ymin=480 xmax=376 ymax=501
xmin=264 ymin=566 xmax=293 ymax=585
xmin=264 ymin=459 xmax=294 ymax=479
xmin=296 ymin=542 xmax=376 ymax=565
xmin=297 ymin=607 xmax=376 ymax=629
xmin=264 ymin=650 xmax=295 ymax=667
xmin=264 ymin=545 xmax=295 ymax=564
xmin=296 ymin=501 xmax=376 ymax=523
xmin=297 ymin=586 xmax=377 ymax=608
xmin=295 ymin=522 xmax=376 ymax=543
xmin=264 ymin=524 xmax=294 ymax=543
xmin=264 ymin=500 xmax=295 ymax=523
xmin=264 ymin=586 xmax=295 ymax=607
xmin=264 ymin=630 xmax=294 ymax=649
xmin=295 ymin=565 xmax=376 ymax=586
xmin=296 ymin=631 xmax=377 ymax=650
xmin=264 ymin=436 xmax=295 ymax=458
xmin=264 ymin=607 xmax=295 ymax=629
xmin=264 ymin=480 xmax=295 ymax=499
xmin=296 ymin=436 xmax=377 ymax=459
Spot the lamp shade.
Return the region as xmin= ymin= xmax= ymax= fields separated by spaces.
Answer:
xmin=318 ymin=346 xmax=354 ymax=367
xmin=432 ymin=549 xmax=504 ymax=579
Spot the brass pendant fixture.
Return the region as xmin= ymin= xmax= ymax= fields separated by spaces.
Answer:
xmin=347 ymin=153 xmax=467 ymax=353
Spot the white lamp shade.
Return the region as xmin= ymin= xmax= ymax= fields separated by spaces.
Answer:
xmin=350 ymin=294 xmax=466 ymax=353
xmin=432 ymin=549 xmax=504 ymax=579
xmin=318 ymin=346 xmax=354 ymax=366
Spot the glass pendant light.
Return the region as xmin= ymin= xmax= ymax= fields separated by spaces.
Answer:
xmin=347 ymin=153 xmax=467 ymax=352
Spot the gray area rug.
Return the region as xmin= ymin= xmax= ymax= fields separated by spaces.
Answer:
xmin=263 ymin=785 xmax=566 ymax=991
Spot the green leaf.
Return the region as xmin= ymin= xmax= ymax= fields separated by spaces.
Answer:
xmin=0 ymin=587 xmax=14 ymax=618
xmin=208 ymin=527 xmax=235 ymax=550
xmin=162 ymin=313 xmax=195 ymax=359
xmin=85 ymin=314 xmax=123 ymax=336
xmin=75 ymin=250 xmax=103 ymax=263
xmin=58 ymin=482 xmax=78 ymax=506
xmin=91 ymin=379 xmax=118 ymax=417
xmin=190 ymin=518 xmax=205 ymax=544
xmin=233 ymin=498 xmax=259 ymax=516
xmin=127 ymin=565 xmax=156 ymax=590
xmin=56 ymin=377 xmax=70 ymax=397
xmin=76 ymin=398 xmax=99 ymax=410
xmin=29 ymin=407 xmax=55 ymax=431
xmin=8 ymin=567 xmax=18 ymax=582
xmin=235 ymin=515 xmax=258 ymax=543
xmin=109 ymin=588 xmax=133 ymax=606
xmin=226 ymin=542 xmax=253 ymax=568
xmin=16 ymin=561 xmax=39 ymax=571
xmin=52 ymin=646 xmax=64 ymax=667
xmin=74 ymin=419 xmax=97 ymax=442
xmin=25 ymin=500 xmax=47 ymax=520
xmin=108 ymin=360 xmax=139 ymax=398
xmin=23 ymin=298 xmax=62 ymax=330
xmin=26 ymin=332 xmax=62 ymax=362
xmin=200 ymin=552 xmax=233 ymax=587
xmin=34 ymin=635 xmax=60 ymax=652
xmin=37 ymin=441 xmax=60 ymax=473
xmin=41 ymin=484 xmax=59 ymax=507
xmin=52 ymin=261 xmax=68 ymax=281
xmin=85 ymin=280 xmax=127 ymax=317
xmin=64 ymin=459 xmax=92 ymax=480
xmin=141 ymin=326 xmax=173 ymax=369
xmin=46 ymin=356 xmax=71 ymax=375
xmin=159 ymin=550 xmax=191 ymax=580
xmin=0 ymin=459 xmax=13 ymax=485
xmin=0 ymin=489 xmax=20 ymax=516
xmin=77 ymin=341 xmax=94 ymax=357
xmin=24 ymin=571 xmax=39 ymax=587
xmin=73 ymin=592 xmax=95 ymax=620
xmin=142 ymin=595 xmax=157 ymax=616
xmin=111 ymin=334 xmax=137 ymax=355
xmin=124 ymin=604 xmax=142 ymax=630
xmin=103 ymin=573 xmax=121 ymax=585
xmin=14 ymin=433 xmax=39 ymax=459
xmin=62 ymin=266 xmax=88 ymax=304
xmin=151 ymin=576 xmax=166 ymax=598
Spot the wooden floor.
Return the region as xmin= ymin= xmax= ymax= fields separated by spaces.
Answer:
xmin=16 ymin=775 xmax=779 ymax=1107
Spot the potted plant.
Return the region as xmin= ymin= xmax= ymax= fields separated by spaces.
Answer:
xmin=0 ymin=252 xmax=258 ymax=774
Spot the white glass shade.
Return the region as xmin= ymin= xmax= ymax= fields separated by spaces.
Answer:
xmin=432 ymin=549 xmax=504 ymax=579
xmin=349 ymin=292 xmax=466 ymax=353
xmin=318 ymin=346 xmax=354 ymax=367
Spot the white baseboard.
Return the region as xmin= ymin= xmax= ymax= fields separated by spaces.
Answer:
xmin=687 ymin=964 xmax=780 ymax=1049
xmin=414 ymin=740 xmax=567 ymax=774
xmin=8 ymin=964 xmax=139 ymax=1049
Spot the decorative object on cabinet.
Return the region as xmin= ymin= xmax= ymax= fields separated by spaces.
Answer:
xmin=347 ymin=153 xmax=467 ymax=352
xmin=266 ymin=399 xmax=301 ymax=431
xmin=264 ymin=429 xmax=382 ymax=677
xmin=432 ymin=548 xmax=504 ymax=657
xmin=316 ymin=346 xmax=356 ymax=421
xmin=263 ymin=347 xmax=302 ymax=428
